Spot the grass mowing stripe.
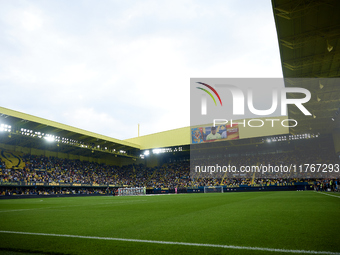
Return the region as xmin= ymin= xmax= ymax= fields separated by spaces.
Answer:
xmin=0 ymin=199 xmax=148 ymax=213
xmin=0 ymin=208 xmax=36 ymax=213
xmin=0 ymin=230 xmax=339 ymax=255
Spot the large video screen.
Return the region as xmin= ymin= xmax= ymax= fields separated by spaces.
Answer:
xmin=191 ymin=124 xmax=239 ymax=144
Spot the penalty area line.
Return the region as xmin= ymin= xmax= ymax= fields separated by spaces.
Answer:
xmin=0 ymin=231 xmax=339 ymax=254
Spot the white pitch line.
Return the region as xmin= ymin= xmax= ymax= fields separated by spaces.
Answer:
xmin=314 ymin=191 xmax=340 ymax=199
xmin=0 ymin=230 xmax=339 ymax=255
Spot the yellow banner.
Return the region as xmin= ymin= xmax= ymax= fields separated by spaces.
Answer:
xmin=0 ymin=150 xmax=25 ymax=169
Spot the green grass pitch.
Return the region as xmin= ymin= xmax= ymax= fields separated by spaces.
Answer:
xmin=0 ymin=191 xmax=339 ymax=255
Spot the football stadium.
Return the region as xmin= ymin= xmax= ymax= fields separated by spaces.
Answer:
xmin=1 ymin=1 xmax=340 ymax=255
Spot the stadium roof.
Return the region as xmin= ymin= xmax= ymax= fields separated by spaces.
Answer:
xmin=0 ymin=106 xmax=140 ymax=159
xmin=272 ymin=0 xmax=340 ymax=135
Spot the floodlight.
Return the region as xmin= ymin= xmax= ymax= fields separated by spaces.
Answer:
xmin=144 ymin=150 xmax=150 ymax=156
xmin=153 ymin=149 xmax=160 ymax=154
xmin=44 ymin=136 xmax=55 ymax=142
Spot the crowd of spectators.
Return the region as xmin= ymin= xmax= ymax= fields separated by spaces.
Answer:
xmin=0 ymin=150 xmax=339 ymax=194
xmin=0 ymin=187 xmax=108 ymax=196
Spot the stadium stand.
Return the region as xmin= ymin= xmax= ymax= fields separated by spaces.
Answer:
xmin=1 ymin=144 xmax=338 ymax=196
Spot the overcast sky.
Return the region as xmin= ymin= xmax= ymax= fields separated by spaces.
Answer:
xmin=0 ymin=0 xmax=283 ymax=140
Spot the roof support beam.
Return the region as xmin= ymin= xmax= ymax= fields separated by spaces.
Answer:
xmin=274 ymin=0 xmax=332 ymax=20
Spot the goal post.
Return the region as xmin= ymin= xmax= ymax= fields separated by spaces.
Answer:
xmin=117 ymin=187 xmax=146 ymax=196
xmin=204 ymin=186 xmax=224 ymax=193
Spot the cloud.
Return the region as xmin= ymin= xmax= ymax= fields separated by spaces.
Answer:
xmin=0 ymin=0 xmax=282 ymax=140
